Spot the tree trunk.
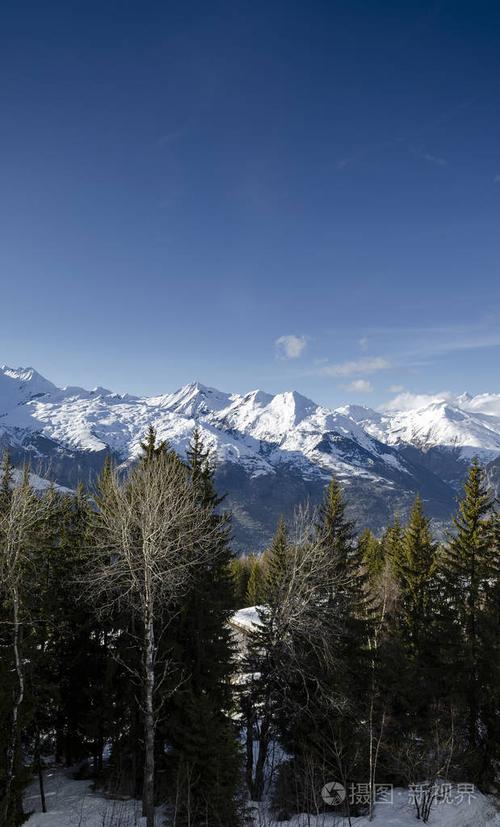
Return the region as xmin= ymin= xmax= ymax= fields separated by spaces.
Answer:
xmin=35 ymin=728 xmax=47 ymax=813
xmin=142 ymin=586 xmax=156 ymax=827
xmin=1 ymin=587 xmax=25 ymax=825
xmin=252 ymin=711 xmax=270 ymax=801
xmin=244 ymin=699 xmax=254 ymax=796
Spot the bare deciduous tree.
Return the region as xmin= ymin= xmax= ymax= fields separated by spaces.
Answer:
xmin=87 ymin=452 xmax=219 ymax=827
xmin=0 ymin=469 xmax=55 ymax=824
xmin=394 ymin=713 xmax=456 ymax=823
xmin=244 ymin=504 xmax=356 ymax=807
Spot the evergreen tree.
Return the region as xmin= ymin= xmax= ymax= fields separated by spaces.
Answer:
xmin=0 ymin=450 xmax=13 ymax=513
xmin=316 ymin=479 xmax=367 ymax=653
xmin=229 ymin=554 xmax=253 ymax=608
xmin=245 ymin=556 xmax=265 ymax=606
xmin=166 ymin=428 xmax=242 ymax=826
xmin=36 ymin=485 xmax=110 ymax=770
xmin=140 ymin=424 xmax=167 ymax=463
xmin=262 ymin=516 xmax=290 ymax=605
xmin=358 ymin=528 xmax=384 ymax=581
xmin=390 ymin=497 xmax=440 ymax=734
xmin=442 ymin=461 xmax=497 ymax=780
xmin=397 ymin=496 xmax=438 ymax=655
xmin=382 ymin=515 xmax=404 ymax=579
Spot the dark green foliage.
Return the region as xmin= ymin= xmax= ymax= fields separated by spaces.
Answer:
xmin=0 ymin=450 xmax=13 ymax=512
xmin=262 ymin=516 xmax=289 ymax=605
xmin=358 ymin=528 xmax=384 ymax=580
xmin=316 ymin=479 xmax=368 ymax=666
xmin=2 ymin=438 xmax=500 ymax=823
xmin=230 ymin=553 xmax=265 ymax=607
xmin=140 ymin=424 xmax=167 ymax=463
xmin=165 ymin=428 xmax=242 ymax=825
xmin=244 ymin=557 xmax=264 ymax=606
xmin=398 ymin=497 xmax=438 ymax=655
xmin=441 ymin=461 xmax=499 ymax=782
xmin=382 ymin=515 xmax=404 ymax=579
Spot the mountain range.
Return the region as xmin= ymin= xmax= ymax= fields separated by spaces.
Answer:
xmin=1 ymin=364 xmax=499 ymax=549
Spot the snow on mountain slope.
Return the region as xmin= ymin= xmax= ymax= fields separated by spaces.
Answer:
xmin=359 ymin=399 xmax=500 ymax=461
xmin=0 ymin=464 xmax=72 ymax=495
xmin=1 ymin=365 xmax=500 ymax=491
xmin=459 ymin=392 xmax=500 ymax=418
xmin=148 ymin=381 xmax=232 ymax=415
xmin=0 ymin=365 xmax=57 ymax=414
xmin=386 ymin=403 xmax=500 ymax=459
xmin=0 ymin=370 xmax=411 ymax=484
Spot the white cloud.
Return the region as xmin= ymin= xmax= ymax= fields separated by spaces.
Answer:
xmin=388 ymin=384 xmax=405 ymax=393
xmin=275 ymin=334 xmax=307 ymax=359
xmin=343 ymin=379 xmax=373 ymax=393
xmin=412 ymin=148 xmax=447 ymax=166
xmin=380 ymin=390 xmax=453 ymax=412
xmin=320 ymin=356 xmax=390 ymax=377
xmin=359 ymin=336 xmax=369 ymax=351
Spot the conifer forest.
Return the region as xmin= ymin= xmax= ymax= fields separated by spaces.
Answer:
xmin=1 ymin=426 xmax=500 ymax=826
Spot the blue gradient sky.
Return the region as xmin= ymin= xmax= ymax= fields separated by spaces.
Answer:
xmin=0 ymin=0 xmax=499 ymax=407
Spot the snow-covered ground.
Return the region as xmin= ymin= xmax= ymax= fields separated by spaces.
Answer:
xmin=250 ymin=786 xmax=500 ymax=826
xmin=23 ymin=769 xmax=164 ymax=826
xmin=231 ymin=605 xmax=263 ymax=633
xmin=23 ymin=770 xmax=500 ymax=826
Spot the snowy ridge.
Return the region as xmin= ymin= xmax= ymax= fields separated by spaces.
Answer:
xmin=350 ymin=397 xmax=500 ymax=461
xmin=1 ymin=366 xmax=500 ymax=481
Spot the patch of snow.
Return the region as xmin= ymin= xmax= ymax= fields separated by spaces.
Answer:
xmin=250 ymin=785 xmax=500 ymax=826
xmin=24 ymin=768 xmax=165 ymax=826
xmin=231 ymin=606 xmax=263 ymax=633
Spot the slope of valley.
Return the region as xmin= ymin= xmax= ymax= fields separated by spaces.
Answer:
xmin=1 ymin=365 xmax=500 ymax=549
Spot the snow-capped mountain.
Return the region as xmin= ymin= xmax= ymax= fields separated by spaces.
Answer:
xmin=341 ymin=397 xmax=500 ymax=461
xmin=1 ymin=365 xmax=499 ymax=548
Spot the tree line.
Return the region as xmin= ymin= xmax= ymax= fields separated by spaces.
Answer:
xmin=0 ymin=428 xmax=499 ymax=826
xmin=235 ymin=464 xmax=500 ymax=822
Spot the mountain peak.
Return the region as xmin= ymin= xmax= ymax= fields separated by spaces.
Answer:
xmin=149 ymin=381 xmax=231 ymax=416
xmin=0 ymin=364 xmax=58 ymax=414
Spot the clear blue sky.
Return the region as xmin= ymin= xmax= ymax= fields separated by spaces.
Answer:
xmin=0 ymin=0 xmax=499 ymax=407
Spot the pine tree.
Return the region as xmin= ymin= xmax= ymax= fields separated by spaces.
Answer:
xmin=316 ymin=479 xmax=367 ymax=649
xmin=358 ymin=528 xmax=384 ymax=581
xmin=229 ymin=555 xmax=253 ymax=608
xmin=313 ymin=480 xmax=369 ymax=792
xmin=166 ymin=428 xmax=242 ymax=826
xmin=262 ymin=516 xmax=290 ymax=606
xmin=382 ymin=515 xmax=404 ymax=579
xmin=140 ymin=424 xmax=167 ymax=463
xmin=442 ymin=460 xmax=496 ymax=778
xmin=0 ymin=450 xmax=13 ymax=513
xmin=245 ymin=556 xmax=265 ymax=606
xmin=390 ymin=496 xmax=441 ymax=733
xmin=36 ymin=485 xmax=110 ymax=770
xmin=398 ymin=496 xmax=437 ymax=655
xmin=317 ymin=479 xmax=355 ymax=570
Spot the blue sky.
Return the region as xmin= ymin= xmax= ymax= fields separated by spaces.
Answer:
xmin=0 ymin=0 xmax=499 ymax=408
